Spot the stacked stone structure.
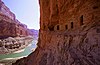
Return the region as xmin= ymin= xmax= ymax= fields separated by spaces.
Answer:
xmin=40 ymin=0 xmax=100 ymax=31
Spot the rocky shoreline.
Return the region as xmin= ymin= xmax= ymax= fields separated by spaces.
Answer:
xmin=0 ymin=36 xmax=33 ymax=54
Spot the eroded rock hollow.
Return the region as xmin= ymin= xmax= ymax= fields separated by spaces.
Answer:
xmin=13 ymin=0 xmax=100 ymax=65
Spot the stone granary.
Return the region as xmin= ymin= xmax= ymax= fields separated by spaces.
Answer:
xmin=0 ymin=1 xmax=33 ymax=39
xmin=40 ymin=0 xmax=100 ymax=31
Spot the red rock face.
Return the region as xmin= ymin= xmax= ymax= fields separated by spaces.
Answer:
xmin=0 ymin=14 xmax=29 ymax=39
xmin=40 ymin=0 xmax=100 ymax=31
xmin=13 ymin=0 xmax=100 ymax=65
xmin=0 ymin=1 xmax=15 ymax=20
xmin=0 ymin=17 xmax=17 ymax=38
xmin=0 ymin=1 xmax=33 ymax=39
xmin=40 ymin=0 xmax=59 ymax=31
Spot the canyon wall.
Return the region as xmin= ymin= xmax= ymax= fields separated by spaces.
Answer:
xmin=13 ymin=0 xmax=100 ymax=65
xmin=0 ymin=1 xmax=34 ymax=39
xmin=0 ymin=1 xmax=15 ymax=20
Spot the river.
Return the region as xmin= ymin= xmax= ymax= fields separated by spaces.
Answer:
xmin=0 ymin=39 xmax=37 ymax=65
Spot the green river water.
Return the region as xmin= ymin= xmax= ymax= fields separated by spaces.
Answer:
xmin=0 ymin=40 xmax=37 ymax=62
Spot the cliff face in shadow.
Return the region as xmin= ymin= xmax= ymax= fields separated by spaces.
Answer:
xmin=13 ymin=0 xmax=100 ymax=65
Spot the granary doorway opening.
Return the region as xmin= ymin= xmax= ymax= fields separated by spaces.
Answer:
xmin=80 ymin=15 xmax=84 ymax=26
xmin=71 ymin=22 xmax=73 ymax=29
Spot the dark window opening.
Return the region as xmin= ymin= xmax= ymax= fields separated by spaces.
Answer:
xmin=65 ymin=25 xmax=68 ymax=30
xmin=48 ymin=25 xmax=54 ymax=31
xmin=93 ymin=6 xmax=98 ymax=9
xmin=57 ymin=25 xmax=59 ymax=30
xmin=96 ymin=28 xmax=100 ymax=33
xmin=71 ymin=22 xmax=73 ymax=29
xmin=80 ymin=15 xmax=83 ymax=26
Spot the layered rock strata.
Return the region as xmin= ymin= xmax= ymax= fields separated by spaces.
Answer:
xmin=0 ymin=0 xmax=34 ymax=39
xmin=0 ymin=0 xmax=35 ymax=54
xmin=0 ymin=36 xmax=33 ymax=54
xmin=13 ymin=0 xmax=100 ymax=65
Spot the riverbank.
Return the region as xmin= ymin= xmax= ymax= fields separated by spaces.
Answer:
xmin=0 ymin=39 xmax=37 ymax=65
xmin=0 ymin=36 xmax=33 ymax=54
xmin=0 ymin=56 xmax=26 ymax=65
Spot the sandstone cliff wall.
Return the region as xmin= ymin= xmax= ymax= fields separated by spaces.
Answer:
xmin=13 ymin=0 xmax=100 ymax=65
xmin=40 ymin=0 xmax=100 ymax=31
xmin=13 ymin=21 xmax=100 ymax=65
xmin=0 ymin=1 xmax=34 ymax=39
xmin=0 ymin=1 xmax=15 ymax=20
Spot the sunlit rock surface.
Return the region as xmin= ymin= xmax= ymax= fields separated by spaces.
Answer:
xmin=12 ymin=0 xmax=100 ymax=65
xmin=0 ymin=0 xmax=34 ymax=39
xmin=0 ymin=36 xmax=33 ymax=54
